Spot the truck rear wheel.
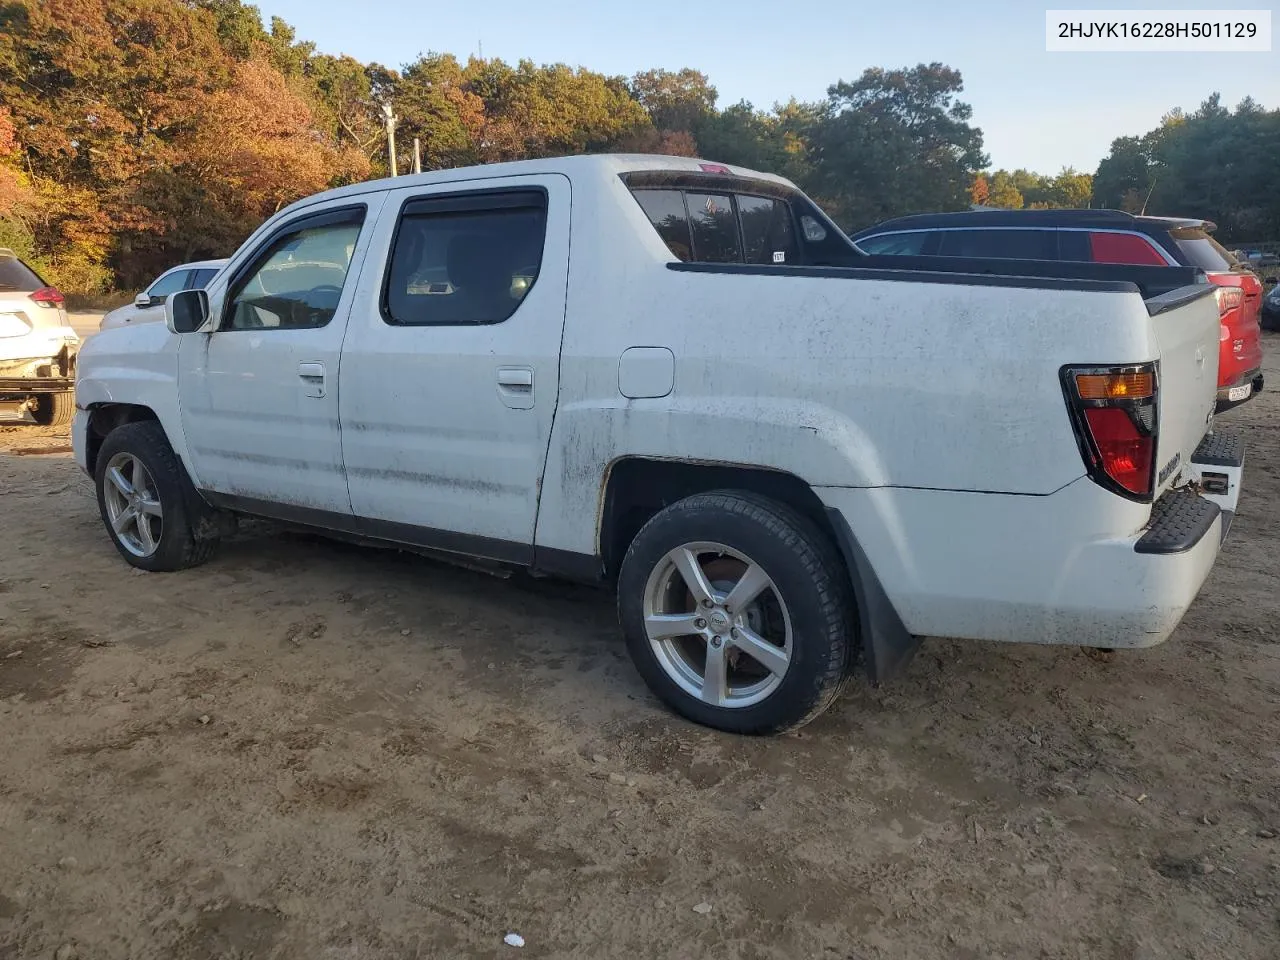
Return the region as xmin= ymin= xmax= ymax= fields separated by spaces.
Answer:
xmin=94 ymin=421 xmax=221 ymax=572
xmin=617 ymin=491 xmax=855 ymax=735
xmin=31 ymin=391 xmax=74 ymax=428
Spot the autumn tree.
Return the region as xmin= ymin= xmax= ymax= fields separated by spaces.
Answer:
xmin=466 ymin=59 xmax=650 ymax=161
xmin=986 ymin=171 xmax=1024 ymax=208
xmin=392 ymin=54 xmax=487 ymax=169
xmin=0 ymin=108 xmax=40 ymax=258
xmin=123 ymin=58 xmax=368 ymax=281
xmin=630 ymin=68 xmax=717 ymax=135
xmin=307 ymin=55 xmax=390 ymax=168
xmin=969 ymin=173 xmax=990 ymax=206
xmin=1049 ymin=167 xmax=1092 ymax=208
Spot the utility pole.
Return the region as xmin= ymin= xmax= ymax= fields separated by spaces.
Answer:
xmin=412 ymin=138 xmax=422 ymax=174
xmin=381 ymin=101 xmax=398 ymax=177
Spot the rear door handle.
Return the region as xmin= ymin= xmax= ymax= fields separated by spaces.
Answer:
xmin=497 ymin=368 xmax=533 ymax=388
xmin=298 ymin=361 xmax=326 ymax=398
xmin=497 ymin=366 xmax=534 ymax=409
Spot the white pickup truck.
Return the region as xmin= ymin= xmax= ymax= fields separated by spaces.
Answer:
xmin=73 ymin=155 xmax=1243 ymax=734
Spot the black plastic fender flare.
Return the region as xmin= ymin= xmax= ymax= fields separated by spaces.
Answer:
xmin=824 ymin=508 xmax=921 ymax=685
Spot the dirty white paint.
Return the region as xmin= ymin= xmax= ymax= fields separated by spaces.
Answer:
xmin=338 ymin=174 xmax=571 ymax=545
xmin=818 ymin=478 xmax=1221 ymax=647
xmin=74 ymin=154 xmax=1230 ymax=650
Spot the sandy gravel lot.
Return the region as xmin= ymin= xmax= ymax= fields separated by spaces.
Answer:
xmin=2 ymin=338 xmax=1279 ymax=960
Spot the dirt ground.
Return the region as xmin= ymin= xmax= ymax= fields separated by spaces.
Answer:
xmin=2 ymin=343 xmax=1279 ymax=960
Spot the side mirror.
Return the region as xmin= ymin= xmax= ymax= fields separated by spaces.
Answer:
xmin=166 ymin=289 xmax=211 ymax=334
xmin=134 ymin=292 xmax=152 ymax=308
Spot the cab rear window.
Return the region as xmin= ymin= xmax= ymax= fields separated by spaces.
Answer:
xmin=630 ymin=188 xmax=799 ymax=265
xmin=632 ymin=190 xmax=692 ymax=262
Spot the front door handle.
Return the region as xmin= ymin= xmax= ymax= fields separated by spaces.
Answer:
xmin=298 ymin=361 xmax=326 ymax=398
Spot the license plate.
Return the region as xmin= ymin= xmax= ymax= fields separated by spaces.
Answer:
xmin=1228 ymin=384 xmax=1252 ymax=402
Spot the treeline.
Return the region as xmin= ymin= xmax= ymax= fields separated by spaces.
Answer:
xmin=1092 ymin=95 xmax=1280 ymax=242
xmin=0 ymin=0 xmax=1275 ymax=297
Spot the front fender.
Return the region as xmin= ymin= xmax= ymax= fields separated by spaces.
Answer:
xmin=75 ymin=326 xmax=198 ymax=484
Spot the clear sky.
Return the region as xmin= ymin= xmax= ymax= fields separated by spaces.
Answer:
xmin=256 ymin=0 xmax=1279 ymax=174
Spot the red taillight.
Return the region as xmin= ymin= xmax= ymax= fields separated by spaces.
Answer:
xmin=698 ymin=163 xmax=731 ymax=174
xmin=1063 ymin=363 xmax=1158 ymax=501
xmin=29 ymin=287 xmax=65 ymax=308
xmin=1082 ymin=407 xmax=1154 ymax=496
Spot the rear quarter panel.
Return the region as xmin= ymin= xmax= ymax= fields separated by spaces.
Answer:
xmin=534 ymin=168 xmax=1167 ymax=557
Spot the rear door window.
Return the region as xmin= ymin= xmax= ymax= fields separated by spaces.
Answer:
xmin=857 ymin=231 xmax=933 ymax=255
xmin=1088 ymin=232 xmax=1168 ymax=265
xmin=936 ymin=229 xmax=1056 ymax=260
xmin=1168 ymin=227 xmax=1235 ymax=271
xmin=0 ymin=255 xmax=45 ymax=291
xmin=737 ymin=195 xmax=798 ymax=264
xmin=383 ymin=190 xmax=547 ymax=327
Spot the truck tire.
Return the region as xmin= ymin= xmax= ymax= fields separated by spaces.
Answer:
xmin=617 ymin=491 xmax=856 ymax=735
xmin=94 ymin=421 xmax=221 ymax=572
xmin=32 ymin=391 xmax=74 ymax=428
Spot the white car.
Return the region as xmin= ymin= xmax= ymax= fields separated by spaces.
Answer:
xmin=73 ymin=154 xmax=1240 ymax=734
xmin=0 ymin=247 xmax=78 ymax=425
xmin=99 ymin=259 xmax=227 ymax=331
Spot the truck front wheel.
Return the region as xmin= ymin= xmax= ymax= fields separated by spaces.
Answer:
xmin=617 ymin=491 xmax=856 ymax=735
xmin=94 ymin=421 xmax=221 ymax=572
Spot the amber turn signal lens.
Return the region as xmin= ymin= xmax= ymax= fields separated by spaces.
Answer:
xmin=1075 ymin=372 xmax=1154 ymax=400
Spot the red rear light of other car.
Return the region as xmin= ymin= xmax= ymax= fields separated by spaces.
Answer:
xmin=1062 ymin=364 xmax=1158 ymax=501
xmin=698 ymin=163 xmax=731 ymax=174
xmin=1214 ymin=286 xmax=1244 ymax=316
xmin=1088 ymin=232 xmax=1167 ymax=266
xmin=29 ymin=287 xmax=65 ymax=308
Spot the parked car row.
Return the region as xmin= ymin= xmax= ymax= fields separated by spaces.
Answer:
xmin=852 ymin=209 xmax=1266 ymax=412
xmin=72 ymin=154 xmax=1241 ymax=735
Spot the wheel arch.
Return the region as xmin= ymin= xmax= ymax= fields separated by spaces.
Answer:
xmin=595 ymin=456 xmax=918 ymax=684
xmin=84 ymin=403 xmax=161 ymax=476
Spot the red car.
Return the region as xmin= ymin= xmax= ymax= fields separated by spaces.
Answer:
xmin=853 ymin=210 xmax=1264 ymax=411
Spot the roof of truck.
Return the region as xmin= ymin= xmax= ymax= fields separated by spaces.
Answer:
xmin=280 ymin=154 xmax=792 ymax=218
xmin=851 ymin=209 xmax=1214 ymax=236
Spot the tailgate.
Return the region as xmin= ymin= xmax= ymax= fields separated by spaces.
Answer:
xmin=1147 ymin=285 xmax=1220 ymax=495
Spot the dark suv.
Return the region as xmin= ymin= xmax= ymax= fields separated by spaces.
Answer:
xmin=851 ymin=210 xmax=1264 ymax=410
